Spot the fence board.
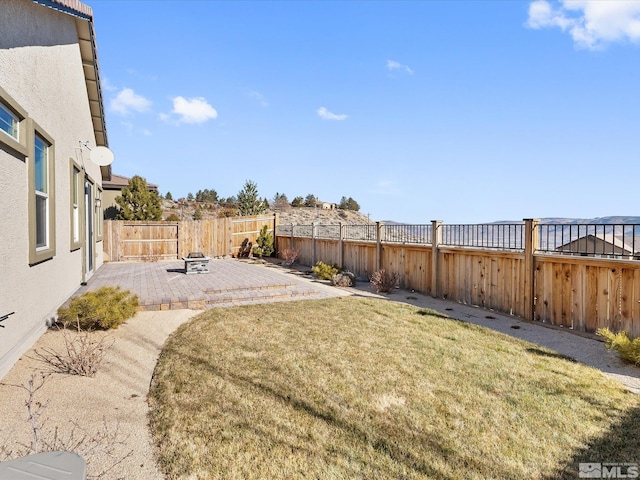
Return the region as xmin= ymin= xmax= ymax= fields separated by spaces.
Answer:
xmin=585 ymin=266 xmax=599 ymax=332
xmin=621 ymin=268 xmax=634 ymax=334
xmin=104 ymin=215 xmax=274 ymax=262
xmin=633 ymin=269 xmax=640 ymax=337
xmin=599 ymin=267 xmax=613 ymax=330
xmin=572 ymin=263 xmax=585 ymax=331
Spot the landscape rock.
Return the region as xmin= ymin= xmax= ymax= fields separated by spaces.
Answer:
xmin=331 ymin=271 xmax=356 ymax=287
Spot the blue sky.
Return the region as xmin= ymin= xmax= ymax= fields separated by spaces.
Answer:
xmin=91 ymin=0 xmax=640 ymax=223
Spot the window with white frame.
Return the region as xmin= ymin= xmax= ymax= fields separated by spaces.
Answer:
xmin=96 ymin=187 xmax=103 ymax=240
xmin=34 ymin=134 xmax=50 ymax=249
xmin=29 ymin=120 xmax=55 ymax=265
xmin=0 ymin=102 xmax=19 ymax=140
xmin=0 ymin=86 xmax=28 ymax=157
xmin=71 ymin=163 xmax=81 ymax=248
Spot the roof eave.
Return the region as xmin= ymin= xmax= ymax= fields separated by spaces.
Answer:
xmin=32 ymin=0 xmax=111 ymax=182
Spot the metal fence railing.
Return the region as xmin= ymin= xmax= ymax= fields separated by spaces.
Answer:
xmin=441 ymin=223 xmax=525 ymax=251
xmin=537 ymin=224 xmax=640 ymax=258
xmin=276 ymin=222 xmax=640 ymax=260
xmin=382 ymin=224 xmax=432 ymax=244
xmin=342 ymin=224 xmax=377 ymax=241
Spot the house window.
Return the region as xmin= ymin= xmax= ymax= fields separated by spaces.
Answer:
xmin=96 ymin=187 xmax=103 ymax=240
xmin=29 ymin=120 xmax=55 ymax=264
xmin=0 ymin=103 xmax=19 ymax=140
xmin=34 ymin=134 xmax=49 ymax=248
xmin=70 ymin=161 xmax=82 ymax=250
xmin=0 ymin=86 xmax=28 ymax=157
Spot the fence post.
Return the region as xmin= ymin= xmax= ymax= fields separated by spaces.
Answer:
xmin=104 ymin=220 xmax=111 ymax=262
xmin=339 ymin=222 xmax=344 ymax=269
xmin=291 ymin=223 xmax=295 ymax=251
xmin=431 ymin=220 xmax=443 ymax=298
xmin=376 ymin=221 xmax=383 ymax=272
xmin=177 ymin=221 xmax=184 ymax=259
xmin=312 ymin=222 xmax=317 ymax=265
xmin=273 ymin=212 xmax=279 ymax=256
xmin=524 ymin=218 xmax=539 ymax=321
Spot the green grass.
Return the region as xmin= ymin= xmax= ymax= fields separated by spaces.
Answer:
xmin=149 ymin=297 xmax=640 ymax=480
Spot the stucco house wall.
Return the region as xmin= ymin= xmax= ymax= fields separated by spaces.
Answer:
xmin=0 ymin=0 xmax=108 ymax=379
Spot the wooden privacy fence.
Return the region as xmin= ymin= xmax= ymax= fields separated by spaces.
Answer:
xmin=276 ymin=220 xmax=640 ymax=337
xmin=103 ymin=214 xmax=277 ymax=262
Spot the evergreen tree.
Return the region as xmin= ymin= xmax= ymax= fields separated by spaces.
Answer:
xmin=291 ymin=196 xmax=304 ymax=208
xmin=347 ymin=197 xmax=361 ymax=211
xmin=165 ymin=191 xmax=173 ymax=201
xmin=186 ymin=192 xmax=194 ymax=202
xmin=236 ymin=180 xmax=267 ymax=216
xmin=339 ymin=196 xmax=361 ymax=211
xmin=195 ymin=188 xmax=218 ymax=203
xmin=220 ymin=196 xmax=237 ymax=209
xmin=304 ymin=194 xmax=317 ymax=208
xmin=192 ymin=205 xmax=203 ymax=220
xmin=272 ymin=192 xmax=290 ymax=211
xmin=115 ymin=175 xmax=163 ymax=220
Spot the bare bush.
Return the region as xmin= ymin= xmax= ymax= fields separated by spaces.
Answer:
xmin=33 ymin=324 xmax=114 ymax=377
xmin=280 ymin=248 xmax=299 ymax=266
xmin=370 ymin=269 xmax=399 ymax=293
xmin=2 ymin=373 xmax=133 ymax=479
xmin=3 ymin=373 xmax=50 ymax=454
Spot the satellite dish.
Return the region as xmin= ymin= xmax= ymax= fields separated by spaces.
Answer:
xmin=90 ymin=146 xmax=114 ymax=166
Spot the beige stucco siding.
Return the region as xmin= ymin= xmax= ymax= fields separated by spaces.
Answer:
xmin=0 ymin=0 xmax=103 ymax=379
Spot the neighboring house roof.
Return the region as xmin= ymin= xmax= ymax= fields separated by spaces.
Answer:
xmin=103 ymin=174 xmax=159 ymax=192
xmin=556 ymin=233 xmax=635 ymax=255
xmin=32 ymin=0 xmax=110 ymax=180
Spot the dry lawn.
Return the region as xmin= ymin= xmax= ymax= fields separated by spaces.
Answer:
xmin=149 ymin=297 xmax=640 ymax=479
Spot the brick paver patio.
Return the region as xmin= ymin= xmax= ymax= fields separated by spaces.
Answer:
xmin=74 ymin=258 xmax=347 ymax=311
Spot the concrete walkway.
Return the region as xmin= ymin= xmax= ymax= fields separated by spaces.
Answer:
xmin=76 ymin=258 xmax=640 ymax=393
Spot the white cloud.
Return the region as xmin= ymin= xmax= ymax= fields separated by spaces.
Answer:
xmin=386 ymin=59 xmax=414 ymax=75
xmin=101 ymin=77 xmax=118 ymax=92
xmin=526 ymin=0 xmax=640 ymax=49
xmin=169 ymin=96 xmax=218 ymax=124
xmin=110 ymin=88 xmax=152 ymax=115
xmin=249 ymin=90 xmax=269 ymax=107
xmin=317 ymin=107 xmax=348 ymax=121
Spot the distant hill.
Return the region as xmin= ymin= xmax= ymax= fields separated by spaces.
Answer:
xmin=161 ymin=201 xmax=640 ymax=228
xmin=382 ymin=217 xmax=640 ymax=225
xmin=277 ymin=207 xmax=372 ymax=226
xmin=161 ymin=200 xmax=372 ymax=225
xmin=537 ymin=216 xmax=640 ymax=225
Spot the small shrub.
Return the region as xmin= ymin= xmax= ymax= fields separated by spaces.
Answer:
xmin=217 ymin=207 xmax=237 ymax=218
xmin=370 ymin=269 xmax=399 ymax=293
xmin=597 ymin=328 xmax=640 ymax=365
xmin=253 ymin=225 xmax=274 ymax=258
xmin=57 ymin=286 xmax=139 ymax=330
xmin=280 ymin=248 xmax=299 ymax=265
xmin=165 ymin=213 xmax=180 ymax=221
xmin=312 ymin=261 xmax=339 ymax=280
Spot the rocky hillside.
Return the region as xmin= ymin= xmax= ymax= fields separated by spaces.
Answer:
xmin=161 ymin=200 xmax=373 ymax=225
xmin=277 ymin=207 xmax=373 ymax=226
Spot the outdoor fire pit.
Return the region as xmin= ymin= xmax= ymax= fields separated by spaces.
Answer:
xmin=182 ymin=252 xmax=210 ymax=274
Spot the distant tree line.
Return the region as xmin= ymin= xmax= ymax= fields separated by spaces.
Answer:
xmin=111 ymin=174 xmax=362 ymax=222
xmin=155 ymin=180 xmax=361 ymax=220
